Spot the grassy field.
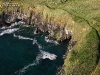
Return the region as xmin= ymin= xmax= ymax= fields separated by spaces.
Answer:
xmin=0 ymin=0 xmax=100 ymax=75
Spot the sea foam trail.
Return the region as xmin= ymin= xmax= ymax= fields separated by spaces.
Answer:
xmin=32 ymin=38 xmax=38 ymax=45
xmin=13 ymin=34 xmax=38 ymax=46
xmin=0 ymin=28 xmax=19 ymax=36
xmin=13 ymin=61 xmax=37 ymax=75
xmin=13 ymin=34 xmax=33 ymax=40
xmin=13 ymin=50 xmax=57 ymax=75
xmin=45 ymin=36 xmax=59 ymax=45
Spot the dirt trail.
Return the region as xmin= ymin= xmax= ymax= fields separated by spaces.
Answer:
xmin=91 ymin=59 xmax=100 ymax=75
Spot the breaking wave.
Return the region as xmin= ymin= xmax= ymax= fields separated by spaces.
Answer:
xmin=45 ymin=36 xmax=59 ymax=45
xmin=9 ymin=21 xmax=25 ymax=28
xmin=0 ymin=28 xmax=19 ymax=36
xmin=0 ymin=22 xmax=24 ymax=36
xmin=39 ymin=50 xmax=57 ymax=60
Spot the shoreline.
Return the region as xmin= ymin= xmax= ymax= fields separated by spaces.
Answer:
xmin=0 ymin=10 xmax=72 ymax=43
xmin=56 ymin=40 xmax=77 ymax=75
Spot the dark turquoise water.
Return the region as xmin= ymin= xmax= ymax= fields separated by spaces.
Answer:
xmin=0 ymin=22 xmax=69 ymax=75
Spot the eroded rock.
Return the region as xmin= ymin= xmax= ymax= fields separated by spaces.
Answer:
xmin=0 ymin=10 xmax=72 ymax=42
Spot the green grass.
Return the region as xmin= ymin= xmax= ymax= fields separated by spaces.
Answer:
xmin=63 ymin=28 xmax=99 ymax=75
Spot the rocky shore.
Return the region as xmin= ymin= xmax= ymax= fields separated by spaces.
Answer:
xmin=56 ymin=40 xmax=77 ymax=75
xmin=0 ymin=9 xmax=72 ymax=42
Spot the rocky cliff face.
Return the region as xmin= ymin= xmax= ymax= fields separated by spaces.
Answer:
xmin=0 ymin=10 xmax=29 ymax=26
xmin=0 ymin=9 xmax=72 ymax=42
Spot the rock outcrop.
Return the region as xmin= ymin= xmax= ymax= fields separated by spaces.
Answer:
xmin=0 ymin=9 xmax=72 ymax=42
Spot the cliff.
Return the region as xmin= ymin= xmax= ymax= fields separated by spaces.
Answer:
xmin=0 ymin=0 xmax=100 ymax=75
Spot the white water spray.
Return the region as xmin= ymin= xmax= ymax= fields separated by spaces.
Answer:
xmin=13 ymin=34 xmax=33 ymax=40
xmin=45 ymin=36 xmax=59 ymax=45
xmin=0 ymin=28 xmax=19 ymax=36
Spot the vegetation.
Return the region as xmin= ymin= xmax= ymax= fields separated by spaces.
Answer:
xmin=0 ymin=0 xmax=100 ymax=75
xmin=54 ymin=31 xmax=60 ymax=41
xmin=32 ymin=0 xmax=100 ymax=75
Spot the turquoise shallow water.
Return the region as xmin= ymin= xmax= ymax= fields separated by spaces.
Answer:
xmin=0 ymin=23 xmax=69 ymax=75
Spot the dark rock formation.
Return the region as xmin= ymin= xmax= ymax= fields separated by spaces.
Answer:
xmin=0 ymin=9 xmax=72 ymax=42
xmin=0 ymin=9 xmax=29 ymax=26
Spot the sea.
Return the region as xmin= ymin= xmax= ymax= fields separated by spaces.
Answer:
xmin=0 ymin=21 xmax=69 ymax=75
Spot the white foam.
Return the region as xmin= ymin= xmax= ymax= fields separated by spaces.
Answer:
xmin=0 ymin=27 xmax=6 ymax=29
xmin=0 ymin=28 xmax=19 ymax=36
xmin=9 ymin=21 xmax=25 ymax=28
xmin=13 ymin=34 xmax=33 ymax=40
xmin=32 ymin=38 xmax=37 ymax=45
xmin=39 ymin=50 xmax=57 ymax=60
xmin=13 ymin=49 xmax=57 ymax=75
xmin=13 ymin=61 xmax=37 ymax=75
xmin=36 ymin=43 xmax=43 ymax=50
xmin=34 ymin=30 xmax=37 ymax=34
xmin=17 ymin=21 xmax=25 ymax=25
xmin=18 ymin=62 xmax=36 ymax=74
xmin=32 ymin=38 xmax=43 ymax=49
xmin=22 ymin=25 xmax=31 ymax=27
xmin=45 ymin=36 xmax=59 ymax=45
xmin=13 ymin=52 xmax=40 ymax=75
xmin=9 ymin=22 xmax=18 ymax=28
xmin=13 ymin=35 xmax=39 ymax=49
